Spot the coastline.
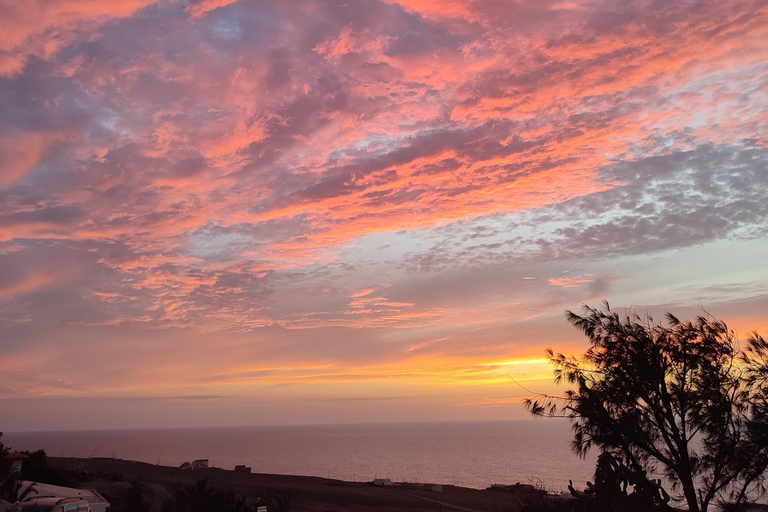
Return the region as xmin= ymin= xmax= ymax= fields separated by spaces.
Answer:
xmin=3 ymin=420 xmax=595 ymax=492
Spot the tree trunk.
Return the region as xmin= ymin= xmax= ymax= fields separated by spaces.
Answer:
xmin=680 ymin=476 xmax=700 ymax=512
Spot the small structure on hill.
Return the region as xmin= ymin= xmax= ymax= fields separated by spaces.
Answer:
xmin=234 ymin=465 xmax=251 ymax=473
xmin=191 ymin=459 xmax=209 ymax=469
xmin=373 ymin=478 xmax=393 ymax=486
xmin=179 ymin=461 xmax=192 ymax=470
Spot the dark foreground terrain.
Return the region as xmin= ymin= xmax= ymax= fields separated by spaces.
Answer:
xmin=49 ymin=457 xmax=542 ymax=512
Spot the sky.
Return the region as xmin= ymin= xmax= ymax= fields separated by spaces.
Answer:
xmin=1 ymin=0 xmax=768 ymax=432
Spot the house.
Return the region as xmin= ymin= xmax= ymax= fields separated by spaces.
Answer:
xmin=7 ymin=452 xmax=27 ymax=474
xmin=179 ymin=461 xmax=192 ymax=470
xmin=191 ymin=459 xmax=209 ymax=469
xmin=234 ymin=465 xmax=251 ymax=473
xmin=17 ymin=481 xmax=110 ymax=512
xmin=373 ymin=478 xmax=393 ymax=486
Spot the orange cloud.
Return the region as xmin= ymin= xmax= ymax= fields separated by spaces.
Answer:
xmin=382 ymin=0 xmax=480 ymax=21
xmin=548 ymin=276 xmax=592 ymax=287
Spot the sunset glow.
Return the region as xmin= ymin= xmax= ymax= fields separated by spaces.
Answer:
xmin=1 ymin=0 xmax=768 ymax=430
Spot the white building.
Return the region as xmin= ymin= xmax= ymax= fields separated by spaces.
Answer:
xmin=191 ymin=459 xmax=209 ymax=469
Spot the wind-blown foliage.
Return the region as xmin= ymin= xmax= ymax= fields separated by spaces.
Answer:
xmin=525 ymin=302 xmax=768 ymax=512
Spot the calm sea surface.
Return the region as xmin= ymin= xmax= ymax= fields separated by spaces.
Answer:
xmin=4 ymin=420 xmax=596 ymax=491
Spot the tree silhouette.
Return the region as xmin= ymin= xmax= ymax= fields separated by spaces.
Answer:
xmin=525 ymin=302 xmax=768 ymax=512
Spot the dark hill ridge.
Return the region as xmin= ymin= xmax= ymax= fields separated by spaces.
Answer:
xmin=48 ymin=456 xmax=543 ymax=512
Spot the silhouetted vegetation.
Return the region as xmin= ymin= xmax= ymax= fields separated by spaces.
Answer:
xmin=520 ymin=452 xmax=675 ymax=512
xmin=19 ymin=449 xmax=81 ymax=487
xmin=161 ymin=480 xmax=290 ymax=512
xmin=567 ymin=452 xmax=673 ymax=511
xmin=525 ymin=302 xmax=768 ymax=512
xmin=162 ymin=480 xmax=254 ymax=512
xmin=0 ymin=439 xmax=87 ymax=504
xmin=123 ymin=480 xmax=150 ymax=510
xmin=0 ymin=433 xmax=20 ymax=502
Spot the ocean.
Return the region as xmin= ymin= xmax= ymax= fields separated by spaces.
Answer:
xmin=3 ymin=420 xmax=596 ymax=491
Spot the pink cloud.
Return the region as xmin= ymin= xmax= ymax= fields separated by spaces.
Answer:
xmin=1 ymin=0 xmax=767 ymax=425
xmin=314 ymin=26 xmax=392 ymax=63
xmin=0 ymin=131 xmax=68 ymax=189
xmin=186 ymin=0 xmax=242 ymax=20
xmin=0 ymin=272 xmax=55 ymax=300
xmin=0 ymin=0 xmax=162 ymax=76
